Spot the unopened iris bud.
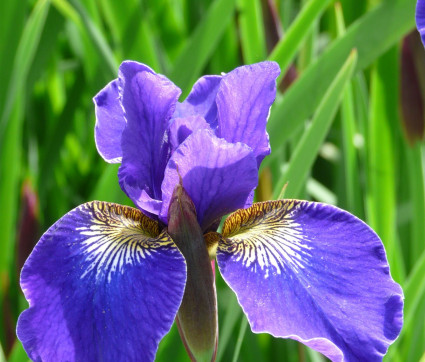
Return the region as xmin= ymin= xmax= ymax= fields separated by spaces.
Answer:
xmin=167 ymin=182 xmax=218 ymax=362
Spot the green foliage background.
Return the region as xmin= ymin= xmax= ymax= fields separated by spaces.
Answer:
xmin=1 ymin=0 xmax=424 ymax=360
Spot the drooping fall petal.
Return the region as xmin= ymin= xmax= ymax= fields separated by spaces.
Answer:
xmin=17 ymin=202 xmax=186 ymax=362
xmin=217 ymin=200 xmax=403 ymax=362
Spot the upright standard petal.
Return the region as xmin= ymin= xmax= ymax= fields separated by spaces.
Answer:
xmin=416 ymin=0 xmax=425 ymax=47
xmin=17 ymin=201 xmax=187 ymax=362
xmin=217 ymin=200 xmax=403 ymax=362
xmin=94 ymin=61 xmax=156 ymax=164
xmin=119 ymin=60 xmax=155 ymax=81
xmin=168 ymin=115 xmax=212 ymax=153
xmin=118 ymin=66 xmax=181 ymax=215
xmin=175 ymin=75 xmax=222 ymax=130
xmin=93 ymin=80 xmax=125 ymax=163
xmin=216 ymin=62 xmax=280 ymax=166
xmin=160 ymin=130 xmax=258 ymax=231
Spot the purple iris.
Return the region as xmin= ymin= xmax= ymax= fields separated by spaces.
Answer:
xmin=17 ymin=61 xmax=403 ymax=362
xmin=417 ymin=0 xmax=425 ymax=47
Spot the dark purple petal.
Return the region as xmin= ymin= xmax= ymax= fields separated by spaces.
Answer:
xmin=168 ymin=116 xmax=212 ymax=153
xmin=17 ymin=202 xmax=186 ymax=362
xmin=216 ymin=62 xmax=280 ymax=167
xmin=416 ymin=0 xmax=425 ymax=47
xmin=217 ymin=200 xmax=403 ymax=362
xmin=118 ymin=66 xmax=181 ymax=215
xmin=175 ymin=75 xmax=222 ymax=130
xmin=160 ymin=130 xmax=258 ymax=231
xmin=262 ymin=0 xmax=283 ymax=52
xmin=17 ymin=180 xmax=39 ymax=272
xmin=93 ymin=80 xmax=125 ymax=163
xmin=400 ymin=31 xmax=425 ymax=144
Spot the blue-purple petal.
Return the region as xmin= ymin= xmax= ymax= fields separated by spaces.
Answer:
xmin=175 ymin=75 xmax=222 ymax=130
xmin=216 ymin=62 xmax=280 ymax=167
xmin=160 ymin=129 xmax=258 ymax=231
xmin=168 ymin=115 xmax=212 ymax=153
xmin=118 ymin=60 xmax=155 ymax=89
xmin=118 ymin=66 xmax=181 ymax=215
xmin=217 ymin=200 xmax=403 ymax=362
xmin=17 ymin=201 xmax=187 ymax=362
xmin=93 ymin=80 xmax=125 ymax=163
xmin=416 ymin=0 xmax=425 ymax=47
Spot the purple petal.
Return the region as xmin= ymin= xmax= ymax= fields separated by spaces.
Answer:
xmin=160 ymin=129 xmax=258 ymax=231
xmin=217 ymin=200 xmax=403 ymax=361
xmin=416 ymin=0 xmax=425 ymax=47
xmin=93 ymin=80 xmax=125 ymax=163
xmin=168 ymin=115 xmax=212 ymax=153
xmin=118 ymin=60 xmax=155 ymax=88
xmin=175 ymin=75 xmax=222 ymax=130
xmin=216 ymin=62 xmax=280 ymax=167
xmin=17 ymin=201 xmax=187 ymax=362
xmin=93 ymin=61 xmax=155 ymax=164
xmin=118 ymin=65 xmax=181 ymax=215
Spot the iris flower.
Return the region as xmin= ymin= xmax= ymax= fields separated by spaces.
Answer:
xmin=417 ymin=0 xmax=425 ymax=45
xmin=17 ymin=61 xmax=403 ymax=362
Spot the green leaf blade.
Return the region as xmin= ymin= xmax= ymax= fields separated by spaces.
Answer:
xmin=274 ymin=50 xmax=358 ymax=199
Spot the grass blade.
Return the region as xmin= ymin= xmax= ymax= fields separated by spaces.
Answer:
xmin=0 ymin=0 xmax=26 ymax=114
xmin=0 ymin=98 xmax=24 ymax=350
xmin=238 ymin=0 xmax=266 ymax=63
xmin=334 ymin=2 xmax=364 ymax=217
xmin=231 ymin=316 xmax=249 ymax=362
xmin=7 ymin=339 xmax=30 ymax=362
xmin=266 ymin=0 xmax=415 ymax=163
xmin=209 ymin=19 xmax=239 ymax=74
xmin=168 ymin=0 xmax=237 ymax=94
xmin=268 ymin=0 xmax=334 ymax=78
xmin=0 ymin=0 xmax=50 ymax=140
xmin=67 ymin=0 xmax=118 ymax=78
xmin=273 ymin=50 xmax=358 ymax=199
xmin=0 ymin=0 xmax=49 ymax=346
xmin=406 ymin=144 xmax=425 ymax=266
xmin=89 ymin=164 xmax=131 ymax=205
xmin=366 ymin=48 xmax=404 ymax=283
xmin=216 ymin=291 xmax=242 ymax=361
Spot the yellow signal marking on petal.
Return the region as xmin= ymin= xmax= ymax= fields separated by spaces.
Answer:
xmin=220 ymin=200 xmax=313 ymax=278
xmin=203 ymin=232 xmax=221 ymax=260
xmin=75 ymin=202 xmax=176 ymax=282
